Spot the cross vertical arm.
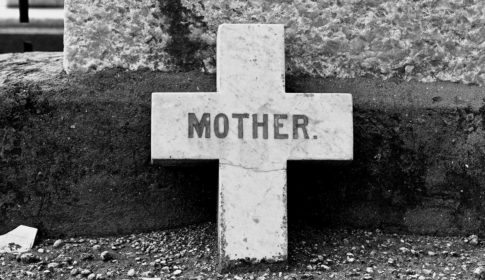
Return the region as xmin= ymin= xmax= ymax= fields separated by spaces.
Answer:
xmin=218 ymin=163 xmax=287 ymax=265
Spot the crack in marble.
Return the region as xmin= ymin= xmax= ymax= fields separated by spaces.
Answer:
xmin=219 ymin=162 xmax=285 ymax=173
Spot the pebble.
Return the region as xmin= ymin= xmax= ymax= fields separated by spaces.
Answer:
xmin=474 ymin=266 xmax=485 ymax=279
xmin=100 ymin=251 xmax=113 ymax=261
xmin=405 ymin=65 xmax=415 ymax=74
xmin=469 ymin=235 xmax=479 ymax=245
xmin=81 ymin=253 xmax=94 ymax=261
xmin=37 ymin=248 xmax=45 ymax=253
xmin=127 ymin=268 xmax=136 ymax=276
xmin=47 ymin=262 xmax=60 ymax=269
xmin=18 ymin=253 xmax=40 ymax=264
xmin=301 ymin=273 xmax=313 ymax=279
xmin=81 ymin=269 xmax=92 ymax=276
xmin=87 ymin=273 xmax=96 ymax=280
xmin=93 ymin=244 xmax=102 ymax=251
xmin=173 ymin=269 xmax=182 ymax=276
xmin=53 ymin=239 xmax=64 ymax=248
xmin=399 ymin=247 xmax=409 ymax=253
xmin=71 ymin=268 xmax=80 ymax=275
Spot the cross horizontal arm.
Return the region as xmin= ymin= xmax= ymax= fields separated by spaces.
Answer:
xmin=152 ymin=91 xmax=352 ymax=170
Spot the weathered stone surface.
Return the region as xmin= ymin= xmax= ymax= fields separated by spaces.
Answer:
xmin=64 ymin=0 xmax=485 ymax=87
xmin=151 ymin=24 xmax=352 ymax=265
xmin=0 ymin=52 xmax=62 ymax=87
xmin=64 ymin=0 xmax=171 ymax=73
xmin=2 ymin=52 xmax=485 ymax=237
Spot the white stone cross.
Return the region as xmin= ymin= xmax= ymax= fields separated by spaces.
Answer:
xmin=151 ymin=24 xmax=353 ymax=267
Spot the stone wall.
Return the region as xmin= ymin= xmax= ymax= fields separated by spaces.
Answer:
xmin=2 ymin=52 xmax=485 ymax=237
xmin=65 ymin=0 xmax=485 ymax=86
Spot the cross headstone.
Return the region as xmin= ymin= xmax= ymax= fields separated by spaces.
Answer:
xmin=151 ymin=24 xmax=353 ymax=267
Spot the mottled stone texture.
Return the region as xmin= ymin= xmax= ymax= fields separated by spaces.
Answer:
xmin=65 ymin=0 xmax=485 ymax=86
xmin=64 ymin=0 xmax=171 ymax=73
xmin=3 ymin=52 xmax=485 ymax=237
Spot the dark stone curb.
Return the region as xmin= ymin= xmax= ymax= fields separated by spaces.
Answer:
xmin=1 ymin=52 xmax=484 ymax=237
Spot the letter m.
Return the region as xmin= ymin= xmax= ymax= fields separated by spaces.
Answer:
xmin=188 ymin=113 xmax=210 ymax=138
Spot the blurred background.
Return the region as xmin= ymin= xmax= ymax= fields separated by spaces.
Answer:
xmin=0 ymin=0 xmax=63 ymax=53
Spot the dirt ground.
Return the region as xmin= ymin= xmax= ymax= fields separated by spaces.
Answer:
xmin=1 ymin=222 xmax=484 ymax=280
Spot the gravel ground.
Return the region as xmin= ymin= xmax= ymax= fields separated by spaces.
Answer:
xmin=1 ymin=222 xmax=484 ymax=280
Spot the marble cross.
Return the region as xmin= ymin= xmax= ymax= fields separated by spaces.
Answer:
xmin=151 ymin=24 xmax=353 ymax=267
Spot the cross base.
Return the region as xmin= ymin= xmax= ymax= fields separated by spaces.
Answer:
xmin=219 ymin=163 xmax=287 ymax=265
